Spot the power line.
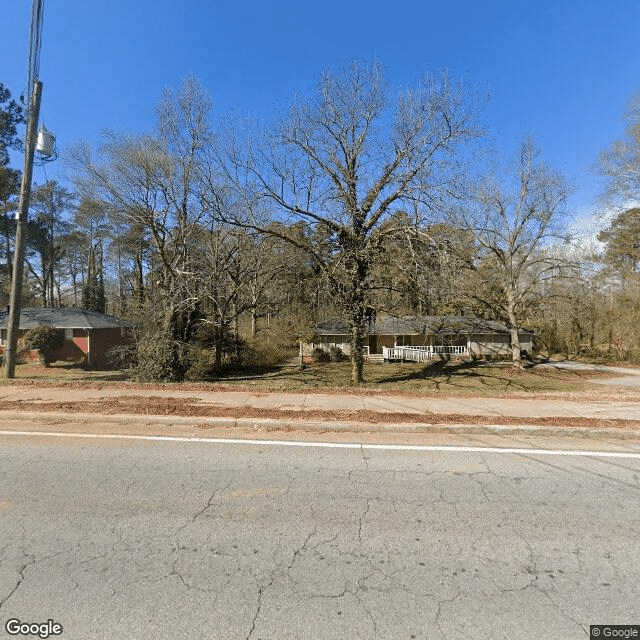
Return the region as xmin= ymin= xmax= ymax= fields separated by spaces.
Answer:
xmin=3 ymin=0 xmax=46 ymax=379
xmin=27 ymin=0 xmax=45 ymax=102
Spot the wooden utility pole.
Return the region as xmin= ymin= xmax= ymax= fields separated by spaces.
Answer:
xmin=3 ymin=80 xmax=42 ymax=378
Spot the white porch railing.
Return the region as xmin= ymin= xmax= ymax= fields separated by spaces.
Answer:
xmin=382 ymin=345 xmax=468 ymax=362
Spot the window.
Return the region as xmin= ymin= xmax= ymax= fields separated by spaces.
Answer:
xmin=64 ymin=328 xmax=73 ymax=340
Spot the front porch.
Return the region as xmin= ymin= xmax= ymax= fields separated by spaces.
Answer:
xmin=382 ymin=345 xmax=468 ymax=362
xmin=311 ymin=316 xmax=534 ymax=363
xmin=308 ymin=333 xmax=468 ymax=361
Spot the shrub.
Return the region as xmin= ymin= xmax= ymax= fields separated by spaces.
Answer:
xmin=106 ymin=344 xmax=136 ymax=370
xmin=329 ymin=345 xmax=348 ymax=362
xmin=132 ymin=332 xmax=189 ymax=382
xmin=184 ymin=346 xmax=215 ymax=381
xmin=312 ymin=347 xmax=331 ymax=362
xmin=239 ymin=342 xmax=291 ymax=370
xmin=23 ymin=325 xmax=64 ymax=367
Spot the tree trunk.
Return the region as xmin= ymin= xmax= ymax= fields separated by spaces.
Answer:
xmin=506 ymin=291 xmax=521 ymax=366
xmin=350 ymin=318 xmax=365 ymax=384
xmin=135 ymin=251 xmax=144 ymax=304
xmin=349 ymin=255 xmax=368 ymax=384
xmin=214 ymin=329 xmax=223 ymax=372
xmin=3 ymin=225 xmax=12 ymax=281
xmin=48 ymin=256 xmax=55 ymax=307
xmin=250 ymin=281 xmax=258 ymax=340
xmin=510 ymin=325 xmax=521 ymax=366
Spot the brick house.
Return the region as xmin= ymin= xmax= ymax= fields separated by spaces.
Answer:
xmin=0 ymin=307 xmax=134 ymax=368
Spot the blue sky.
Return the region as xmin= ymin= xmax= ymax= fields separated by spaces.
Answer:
xmin=2 ymin=0 xmax=640 ymax=228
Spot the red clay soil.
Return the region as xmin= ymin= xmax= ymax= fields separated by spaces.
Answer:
xmin=2 ymin=395 xmax=639 ymax=432
xmin=4 ymin=375 xmax=640 ymax=401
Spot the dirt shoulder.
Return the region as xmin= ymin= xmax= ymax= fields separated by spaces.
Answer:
xmin=1 ymin=360 xmax=639 ymax=436
xmin=2 ymin=395 xmax=639 ymax=433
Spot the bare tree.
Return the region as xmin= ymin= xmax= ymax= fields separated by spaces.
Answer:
xmin=598 ymin=93 xmax=640 ymax=207
xmin=195 ymin=226 xmax=258 ymax=371
xmin=68 ymin=75 xmax=215 ymax=379
xmin=372 ymin=211 xmax=478 ymax=316
xmin=212 ymin=59 xmax=483 ymax=383
xmin=460 ymin=138 xmax=572 ymax=364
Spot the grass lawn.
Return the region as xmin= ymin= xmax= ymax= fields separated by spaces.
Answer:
xmin=0 ymin=357 xmax=629 ymax=397
xmin=215 ymin=359 xmax=615 ymax=395
xmin=2 ymin=361 xmax=129 ymax=382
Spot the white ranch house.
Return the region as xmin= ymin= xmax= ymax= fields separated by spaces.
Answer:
xmin=309 ymin=315 xmax=534 ymax=362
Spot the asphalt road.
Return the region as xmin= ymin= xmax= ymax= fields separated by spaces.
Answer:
xmin=1 ymin=428 xmax=639 ymax=640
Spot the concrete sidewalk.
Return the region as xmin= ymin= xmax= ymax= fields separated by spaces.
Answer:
xmin=0 ymin=384 xmax=638 ymax=421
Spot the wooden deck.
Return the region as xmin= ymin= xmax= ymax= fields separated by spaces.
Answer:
xmin=382 ymin=345 xmax=468 ymax=362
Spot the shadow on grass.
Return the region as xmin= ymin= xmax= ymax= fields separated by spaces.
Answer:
xmin=375 ymin=358 xmax=544 ymax=392
xmin=76 ymin=371 xmax=131 ymax=381
xmin=204 ymin=363 xmax=306 ymax=382
xmin=214 ymin=359 xmax=555 ymax=393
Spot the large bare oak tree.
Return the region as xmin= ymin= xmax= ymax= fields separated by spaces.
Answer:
xmin=212 ymin=59 xmax=483 ymax=383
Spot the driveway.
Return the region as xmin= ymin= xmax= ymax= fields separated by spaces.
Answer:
xmin=535 ymin=360 xmax=640 ymax=387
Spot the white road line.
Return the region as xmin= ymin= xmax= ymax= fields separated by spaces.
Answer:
xmin=1 ymin=430 xmax=640 ymax=459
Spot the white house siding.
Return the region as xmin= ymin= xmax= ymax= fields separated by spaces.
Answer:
xmin=308 ymin=321 xmax=534 ymax=359
xmin=307 ymin=335 xmax=350 ymax=355
xmin=519 ymin=333 xmax=534 ymax=353
xmin=468 ymin=333 xmax=510 ymax=357
xmin=468 ymin=333 xmax=533 ymax=357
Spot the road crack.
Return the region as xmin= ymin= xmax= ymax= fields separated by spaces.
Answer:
xmin=0 ymin=553 xmax=35 ymax=611
xmin=192 ymin=481 xmax=232 ymax=522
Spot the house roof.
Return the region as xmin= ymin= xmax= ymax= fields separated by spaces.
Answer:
xmin=0 ymin=307 xmax=134 ymax=330
xmin=315 ymin=315 xmax=533 ymax=337
xmin=315 ymin=316 xmax=418 ymax=336
xmin=420 ymin=316 xmax=532 ymax=336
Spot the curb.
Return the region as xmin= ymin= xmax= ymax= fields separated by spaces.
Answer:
xmin=3 ymin=410 xmax=640 ymax=441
